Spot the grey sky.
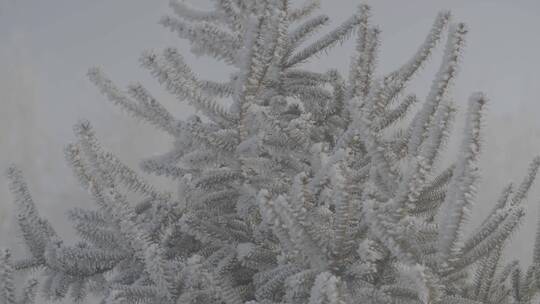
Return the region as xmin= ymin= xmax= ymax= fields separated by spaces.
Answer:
xmin=2 ymin=0 xmax=540 ymax=264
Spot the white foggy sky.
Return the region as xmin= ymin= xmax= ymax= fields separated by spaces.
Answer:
xmin=1 ymin=0 xmax=540 ymax=263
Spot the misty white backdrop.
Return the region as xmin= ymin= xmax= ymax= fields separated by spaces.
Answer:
xmin=1 ymin=0 xmax=540 ymax=271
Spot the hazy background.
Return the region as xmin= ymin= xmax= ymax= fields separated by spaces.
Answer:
xmin=1 ymin=0 xmax=540 ymax=280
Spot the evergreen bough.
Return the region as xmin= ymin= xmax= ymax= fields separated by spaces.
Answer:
xmin=3 ymin=1 xmax=540 ymax=303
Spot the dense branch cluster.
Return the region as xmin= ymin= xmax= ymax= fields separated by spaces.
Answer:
xmin=3 ymin=1 xmax=540 ymax=304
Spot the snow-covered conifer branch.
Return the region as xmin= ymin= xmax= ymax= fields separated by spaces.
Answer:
xmin=260 ymin=191 xmax=328 ymax=270
xmin=0 ymin=250 xmax=16 ymax=304
xmin=126 ymin=83 xmax=180 ymax=134
xmin=408 ymin=22 xmax=467 ymax=158
xmin=511 ymin=156 xmax=540 ymax=206
xmin=449 ymin=206 xmax=523 ymax=275
xmin=6 ymin=167 xmax=56 ymax=264
xmin=139 ymin=149 xmax=187 ymax=179
xmin=348 ymin=4 xmax=370 ymax=98
xmin=73 ymin=120 xmax=172 ymax=202
xmin=462 ymin=187 xmax=513 ymax=254
xmin=373 ymin=94 xmax=418 ymax=131
xmin=288 ymin=15 xmax=330 ymax=52
xmin=355 ymin=116 xmax=398 ymax=194
xmin=6 ymin=2 xmax=540 ymax=304
xmin=199 ymin=80 xmax=235 ymax=98
xmin=160 ymin=16 xmax=241 ymax=64
xmin=382 ymin=11 xmax=451 ymax=103
xmin=286 ymin=12 xmax=361 ymax=67
xmin=533 ymin=202 xmax=540 ymax=268
xmin=475 ymin=248 xmax=502 ymax=302
xmin=420 ymin=101 xmax=457 ymax=166
xmin=140 ymin=48 xmax=234 ymax=125
xmin=330 ymin=165 xmax=354 ymax=262
xmin=64 ymin=143 xmax=93 ymax=189
xmin=437 ymin=92 xmax=486 ymax=261
xmin=88 ymin=67 xmax=181 ymax=136
xmin=214 ymin=0 xmax=244 ymax=32
xmin=66 ymin=209 xmax=123 ymax=249
xmin=288 ymin=0 xmax=321 ymax=22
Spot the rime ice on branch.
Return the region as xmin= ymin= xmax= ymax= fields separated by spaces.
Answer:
xmin=4 ymin=1 xmax=540 ymax=304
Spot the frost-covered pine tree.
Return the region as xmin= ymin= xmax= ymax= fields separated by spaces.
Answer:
xmin=4 ymin=1 xmax=540 ymax=304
